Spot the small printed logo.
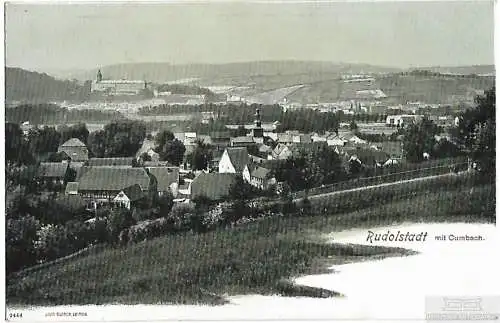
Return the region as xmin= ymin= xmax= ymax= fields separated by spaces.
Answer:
xmin=441 ymin=297 xmax=483 ymax=312
xmin=426 ymin=296 xmax=500 ymax=321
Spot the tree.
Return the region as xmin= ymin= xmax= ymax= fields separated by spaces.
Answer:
xmin=107 ymin=208 xmax=136 ymax=244
xmin=101 ymin=121 xmax=147 ymax=157
xmin=6 ymin=215 xmax=40 ymax=273
xmin=27 ymin=126 xmax=61 ymax=157
xmin=5 ymin=123 xmax=32 ymax=165
xmin=349 ymin=158 xmax=362 ymax=176
xmin=155 ymin=130 xmax=186 ymax=166
xmin=349 ymin=120 xmax=359 ymax=132
xmin=88 ymin=129 xmax=106 ymax=158
xmin=228 ymin=175 xmax=254 ymax=201
xmin=157 ymin=192 xmax=175 ymax=216
xmin=275 ymin=145 xmax=345 ymax=191
xmin=402 ymin=118 xmax=440 ymax=162
xmin=190 ymin=139 xmax=213 ymax=170
xmin=432 ymin=139 xmax=462 ymax=159
xmin=232 ymin=125 xmax=248 ymax=137
xmin=454 ymin=87 xmax=495 ymax=173
xmin=59 ymin=123 xmax=89 ymax=145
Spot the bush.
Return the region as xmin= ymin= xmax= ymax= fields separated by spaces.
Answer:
xmin=35 ymin=220 xmax=95 ymax=263
xmin=132 ymin=207 xmax=160 ymax=222
xmin=127 ymin=217 xmax=172 ymax=244
xmin=167 ymin=203 xmax=196 ymax=231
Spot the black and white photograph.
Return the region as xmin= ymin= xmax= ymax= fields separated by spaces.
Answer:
xmin=3 ymin=1 xmax=497 ymax=321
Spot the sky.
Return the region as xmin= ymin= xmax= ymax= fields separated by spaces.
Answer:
xmin=5 ymin=1 xmax=495 ymax=73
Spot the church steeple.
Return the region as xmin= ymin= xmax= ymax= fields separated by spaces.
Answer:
xmin=96 ymin=69 xmax=103 ymax=82
xmin=255 ymin=108 xmax=262 ymax=128
xmin=252 ymin=108 xmax=264 ymax=139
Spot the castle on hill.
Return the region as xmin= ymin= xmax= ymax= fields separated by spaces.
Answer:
xmin=90 ymin=69 xmax=147 ymax=96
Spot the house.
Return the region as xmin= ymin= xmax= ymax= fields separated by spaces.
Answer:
xmin=341 ymin=133 xmax=367 ymax=145
xmin=271 ymin=143 xmax=292 ymax=160
xmin=77 ymin=167 xmax=154 ymax=204
xmin=146 ymin=167 xmax=180 ymax=197
xmin=218 ymin=147 xmax=250 ymax=174
xmin=87 ymin=157 xmax=135 ymax=168
xmin=292 ymin=134 xmax=312 ymax=144
xmin=386 ymin=115 xmax=424 ymax=127
xmin=190 ymin=173 xmax=237 ymax=201
xmin=112 ymin=184 xmax=146 ymax=209
xmin=136 ymin=139 xmax=159 ymax=162
xmin=311 ymin=133 xmax=328 ymax=142
xmin=326 ymin=134 xmax=347 ymax=147
xmin=65 ymin=182 xmax=79 ymax=195
xmin=243 ymin=164 xmax=276 ymax=190
xmin=258 ymin=144 xmax=272 ymax=155
xmin=277 ymin=133 xmax=294 ymax=145
xmin=348 ymin=148 xmax=391 ymax=168
xmin=58 ymin=138 xmax=89 ymax=162
xmin=37 ymin=162 xmax=70 ymax=186
xmin=230 ymin=136 xmax=256 ymax=147
xmin=210 ymin=131 xmax=231 ymax=152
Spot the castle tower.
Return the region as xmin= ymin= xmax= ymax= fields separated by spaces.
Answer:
xmin=96 ymin=69 xmax=103 ymax=82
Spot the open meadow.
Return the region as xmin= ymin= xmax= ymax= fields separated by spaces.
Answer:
xmin=7 ymin=173 xmax=495 ymax=306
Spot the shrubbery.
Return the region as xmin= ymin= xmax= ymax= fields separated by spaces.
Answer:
xmin=124 ymin=217 xmax=172 ymax=244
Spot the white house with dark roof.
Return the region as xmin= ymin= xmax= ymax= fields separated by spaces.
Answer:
xmin=113 ymin=184 xmax=146 ymax=209
xmin=243 ymin=164 xmax=276 ymax=190
xmin=218 ymin=147 xmax=250 ymax=174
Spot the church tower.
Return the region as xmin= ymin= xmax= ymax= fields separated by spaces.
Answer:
xmin=252 ymin=108 xmax=264 ymax=142
xmin=96 ymin=69 xmax=103 ymax=82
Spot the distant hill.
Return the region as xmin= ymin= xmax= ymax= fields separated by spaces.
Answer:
xmin=5 ymin=67 xmax=89 ymax=103
xmin=55 ymin=61 xmax=402 ymax=86
xmin=408 ymin=65 xmax=495 ymax=76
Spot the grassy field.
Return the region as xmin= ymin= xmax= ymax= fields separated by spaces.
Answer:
xmin=7 ymin=180 xmax=495 ymax=306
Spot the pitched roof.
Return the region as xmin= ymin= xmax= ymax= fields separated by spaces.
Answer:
xmin=60 ymin=138 xmax=86 ymax=147
xmin=78 ymin=167 xmax=151 ymax=191
xmin=225 ymin=147 xmax=250 ymax=172
xmin=258 ymin=144 xmax=272 ymax=153
xmin=272 ymin=143 xmax=290 ymax=158
xmin=135 ymin=139 xmax=157 ymax=158
xmin=350 ymin=148 xmax=390 ymax=165
xmin=88 ymin=157 xmax=134 ymax=167
xmin=121 ymin=184 xmax=146 ymax=201
xmin=65 ymin=182 xmax=79 ymax=194
xmin=231 ymin=136 xmax=255 ymax=144
xmin=197 ymin=135 xmax=213 ymax=145
xmin=251 ymin=166 xmax=273 ymax=179
xmin=58 ymin=147 xmax=89 ymax=161
xmin=210 ymin=131 xmax=231 ymax=139
xmin=191 ymin=173 xmax=237 ymax=200
xmin=147 ymin=167 xmax=179 ymax=192
xmin=37 ymin=162 xmax=68 ymax=178
xmin=277 ymin=133 xmax=294 ymax=143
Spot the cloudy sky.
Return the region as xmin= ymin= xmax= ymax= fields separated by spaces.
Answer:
xmin=5 ymin=1 xmax=495 ymax=73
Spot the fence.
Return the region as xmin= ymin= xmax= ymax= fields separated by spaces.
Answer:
xmin=292 ymin=161 xmax=469 ymax=199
